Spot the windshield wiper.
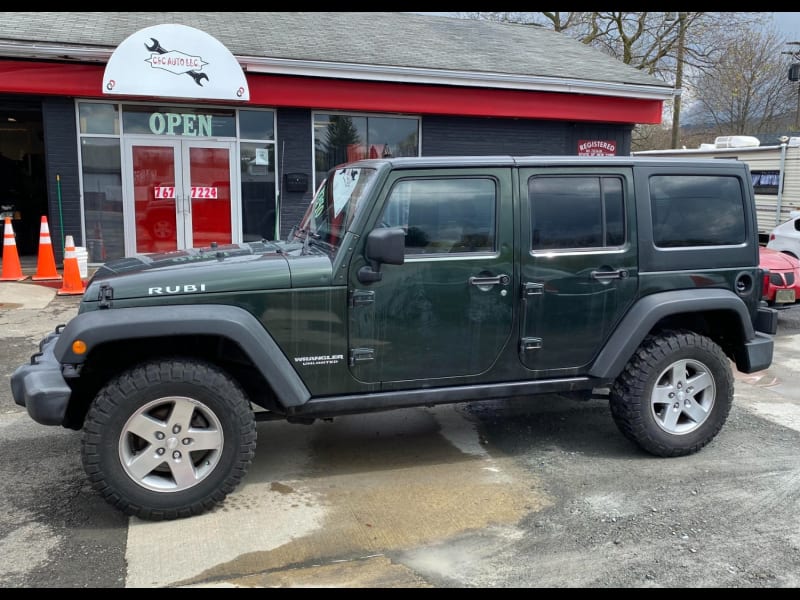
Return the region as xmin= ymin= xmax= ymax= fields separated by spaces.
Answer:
xmin=288 ymin=226 xmax=313 ymax=243
xmin=302 ymin=229 xmax=320 ymax=253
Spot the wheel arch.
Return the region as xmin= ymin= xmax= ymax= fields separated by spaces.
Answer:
xmin=55 ymin=305 xmax=310 ymax=426
xmin=589 ymin=289 xmax=754 ymax=380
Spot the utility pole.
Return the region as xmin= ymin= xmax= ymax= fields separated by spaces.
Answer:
xmin=782 ymin=42 xmax=800 ymax=132
xmin=671 ymin=13 xmax=687 ymax=149
xmin=796 ymin=81 xmax=800 ymax=132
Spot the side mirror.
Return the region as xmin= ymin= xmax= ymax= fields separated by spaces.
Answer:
xmin=358 ymin=227 xmax=405 ymax=283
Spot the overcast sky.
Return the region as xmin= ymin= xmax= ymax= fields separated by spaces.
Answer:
xmin=771 ymin=11 xmax=800 ymax=39
xmin=419 ymin=12 xmax=800 ymax=42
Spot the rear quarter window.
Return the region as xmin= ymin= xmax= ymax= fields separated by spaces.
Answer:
xmin=650 ymin=175 xmax=746 ymax=247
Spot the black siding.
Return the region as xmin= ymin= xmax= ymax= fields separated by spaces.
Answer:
xmin=276 ymin=109 xmax=313 ymax=239
xmin=42 ymin=97 xmax=81 ymax=262
xmin=421 ymin=115 xmax=632 ymax=156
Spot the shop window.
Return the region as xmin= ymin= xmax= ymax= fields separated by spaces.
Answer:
xmin=239 ymin=110 xmax=275 ymax=141
xmin=238 ymin=109 xmax=277 ymax=241
xmin=122 ymin=105 xmax=236 ymax=137
xmin=79 ymin=103 xmax=119 ymax=135
xmin=78 ymin=101 xmax=278 ymax=258
xmin=313 ymin=112 xmax=420 ymax=191
xmin=240 ymin=142 xmax=277 ymax=241
xmin=81 ymin=138 xmax=123 ymax=262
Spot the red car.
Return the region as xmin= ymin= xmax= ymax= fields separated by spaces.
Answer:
xmin=760 ymin=246 xmax=800 ymax=307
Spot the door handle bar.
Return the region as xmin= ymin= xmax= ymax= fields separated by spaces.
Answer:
xmin=591 ymin=269 xmax=628 ymax=280
xmin=469 ymin=274 xmax=510 ymax=286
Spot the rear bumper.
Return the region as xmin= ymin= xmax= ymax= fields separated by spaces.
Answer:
xmin=735 ymin=331 xmax=774 ymax=374
xmin=755 ymin=305 xmax=778 ymax=335
xmin=10 ymin=331 xmax=72 ymax=426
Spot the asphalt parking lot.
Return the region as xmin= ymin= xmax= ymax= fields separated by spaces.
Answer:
xmin=2 ymin=283 xmax=800 ymax=588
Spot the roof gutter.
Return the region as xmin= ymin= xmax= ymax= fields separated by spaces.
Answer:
xmin=238 ymin=56 xmax=675 ymax=102
xmin=0 ymin=40 xmax=675 ymax=102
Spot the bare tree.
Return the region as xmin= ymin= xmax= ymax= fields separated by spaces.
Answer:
xmin=690 ymin=24 xmax=795 ymax=136
xmin=457 ymin=12 xmax=753 ymax=74
xmin=457 ymin=12 xmax=779 ymax=147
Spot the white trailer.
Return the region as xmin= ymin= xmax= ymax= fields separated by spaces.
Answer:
xmin=633 ymin=136 xmax=800 ymax=243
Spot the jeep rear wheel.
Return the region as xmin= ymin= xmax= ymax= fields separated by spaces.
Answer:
xmin=609 ymin=329 xmax=733 ymax=457
xmin=81 ymin=359 xmax=256 ymax=520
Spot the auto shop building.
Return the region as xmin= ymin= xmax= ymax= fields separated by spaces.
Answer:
xmin=0 ymin=12 xmax=673 ymax=264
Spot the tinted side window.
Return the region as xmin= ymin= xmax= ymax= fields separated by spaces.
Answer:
xmin=529 ymin=176 xmax=625 ymax=250
xmin=381 ymin=178 xmax=497 ymax=255
xmin=650 ymin=175 xmax=745 ymax=247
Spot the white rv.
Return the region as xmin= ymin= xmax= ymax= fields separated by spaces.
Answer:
xmin=633 ymin=135 xmax=800 ymax=243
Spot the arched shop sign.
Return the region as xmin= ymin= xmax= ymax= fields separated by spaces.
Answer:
xmin=103 ymin=23 xmax=249 ymax=101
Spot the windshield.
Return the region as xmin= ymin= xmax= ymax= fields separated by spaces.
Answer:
xmin=293 ymin=166 xmax=378 ymax=255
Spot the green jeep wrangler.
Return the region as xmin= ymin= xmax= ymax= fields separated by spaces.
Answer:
xmin=11 ymin=156 xmax=778 ymax=520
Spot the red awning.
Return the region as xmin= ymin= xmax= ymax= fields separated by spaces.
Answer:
xmin=0 ymin=59 xmax=664 ymax=124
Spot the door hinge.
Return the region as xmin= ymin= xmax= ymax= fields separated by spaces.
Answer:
xmin=349 ymin=347 xmax=375 ymax=366
xmin=350 ymin=289 xmax=375 ymax=307
xmin=520 ymin=337 xmax=543 ymax=352
xmin=522 ymin=282 xmax=544 ymax=297
xmin=98 ymin=283 xmax=114 ymax=309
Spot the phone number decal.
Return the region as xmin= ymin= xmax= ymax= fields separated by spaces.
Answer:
xmin=153 ymin=187 xmax=219 ymax=199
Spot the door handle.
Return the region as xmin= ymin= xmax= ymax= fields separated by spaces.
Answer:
xmin=469 ymin=274 xmax=510 ymax=286
xmin=591 ymin=269 xmax=628 ymax=280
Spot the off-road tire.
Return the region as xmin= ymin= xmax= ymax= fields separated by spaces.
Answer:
xmin=81 ymin=358 xmax=257 ymax=520
xmin=609 ymin=329 xmax=733 ymax=457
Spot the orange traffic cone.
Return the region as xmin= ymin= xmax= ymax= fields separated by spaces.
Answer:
xmin=1 ymin=216 xmax=28 ymax=282
xmin=32 ymin=216 xmax=61 ymax=281
xmin=57 ymin=235 xmax=85 ymax=295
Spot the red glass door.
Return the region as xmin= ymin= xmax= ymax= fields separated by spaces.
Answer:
xmin=130 ymin=142 xmax=182 ymax=254
xmin=127 ymin=140 xmax=235 ymax=254
xmin=183 ymin=143 xmax=233 ymax=248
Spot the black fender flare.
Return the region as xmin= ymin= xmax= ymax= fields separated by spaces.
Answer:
xmin=53 ymin=304 xmax=311 ymax=407
xmin=589 ymin=289 xmax=755 ymax=380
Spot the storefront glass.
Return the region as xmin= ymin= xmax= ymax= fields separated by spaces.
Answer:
xmin=238 ymin=110 xmax=277 ymax=241
xmin=78 ymin=101 xmax=278 ymax=259
xmin=81 ymin=137 xmax=123 ymax=262
xmin=79 ymin=102 xmax=120 ymax=135
xmin=239 ymin=142 xmax=276 ymax=241
xmin=122 ymin=105 xmax=236 ymax=138
xmin=313 ymin=112 xmax=419 ymax=191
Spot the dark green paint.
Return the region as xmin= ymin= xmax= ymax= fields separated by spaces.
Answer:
xmin=74 ymin=156 xmax=769 ymax=403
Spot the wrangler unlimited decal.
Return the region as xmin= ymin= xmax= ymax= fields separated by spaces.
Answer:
xmin=293 ymin=354 xmax=344 ymax=366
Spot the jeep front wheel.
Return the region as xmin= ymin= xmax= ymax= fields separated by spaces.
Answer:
xmin=609 ymin=329 xmax=733 ymax=457
xmin=81 ymin=359 xmax=257 ymax=520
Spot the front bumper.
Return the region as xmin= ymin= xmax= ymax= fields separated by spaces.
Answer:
xmin=10 ymin=329 xmax=72 ymax=426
